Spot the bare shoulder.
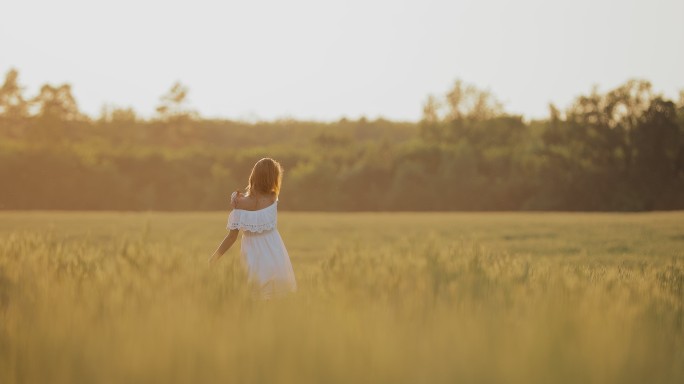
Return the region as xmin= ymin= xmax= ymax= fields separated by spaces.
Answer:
xmin=234 ymin=192 xmax=263 ymax=209
xmin=261 ymin=192 xmax=277 ymax=206
xmin=234 ymin=192 xmax=278 ymax=211
xmin=230 ymin=190 xmax=246 ymax=209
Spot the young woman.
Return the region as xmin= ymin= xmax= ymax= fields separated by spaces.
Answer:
xmin=208 ymin=158 xmax=297 ymax=299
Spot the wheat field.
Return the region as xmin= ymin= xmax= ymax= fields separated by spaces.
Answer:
xmin=0 ymin=211 xmax=682 ymax=383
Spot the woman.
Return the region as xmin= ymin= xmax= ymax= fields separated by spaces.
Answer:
xmin=208 ymin=158 xmax=297 ymax=299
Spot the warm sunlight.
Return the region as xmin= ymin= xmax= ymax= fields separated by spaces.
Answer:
xmin=1 ymin=1 xmax=683 ymax=383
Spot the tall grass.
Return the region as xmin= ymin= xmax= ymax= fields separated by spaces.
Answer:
xmin=1 ymin=212 xmax=682 ymax=383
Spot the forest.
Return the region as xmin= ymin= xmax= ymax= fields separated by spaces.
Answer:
xmin=1 ymin=68 xmax=683 ymax=211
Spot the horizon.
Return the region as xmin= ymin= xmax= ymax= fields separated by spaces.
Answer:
xmin=3 ymin=66 xmax=681 ymax=124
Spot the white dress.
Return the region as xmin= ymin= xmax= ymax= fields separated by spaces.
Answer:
xmin=227 ymin=192 xmax=297 ymax=298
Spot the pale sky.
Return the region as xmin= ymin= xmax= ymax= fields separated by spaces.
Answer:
xmin=2 ymin=0 xmax=683 ymax=121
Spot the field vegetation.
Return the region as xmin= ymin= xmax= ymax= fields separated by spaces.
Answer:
xmin=1 ymin=211 xmax=682 ymax=383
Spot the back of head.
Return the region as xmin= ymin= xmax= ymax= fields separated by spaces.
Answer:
xmin=246 ymin=158 xmax=283 ymax=196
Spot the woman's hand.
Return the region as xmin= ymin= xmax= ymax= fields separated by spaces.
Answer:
xmin=208 ymin=230 xmax=239 ymax=266
xmin=208 ymin=252 xmax=219 ymax=266
xmin=230 ymin=190 xmax=241 ymax=209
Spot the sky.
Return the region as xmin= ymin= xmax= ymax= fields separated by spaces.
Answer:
xmin=2 ymin=0 xmax=683 ymax=122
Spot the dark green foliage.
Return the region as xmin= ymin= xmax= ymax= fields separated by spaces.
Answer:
xmin=1 ymin=70 xmax=682 ymax=211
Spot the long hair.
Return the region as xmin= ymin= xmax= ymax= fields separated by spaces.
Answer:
xmin=245 ymin=158 xmax=283 ymax=197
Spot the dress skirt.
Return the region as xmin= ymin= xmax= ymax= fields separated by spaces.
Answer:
xmin=240 ymin=228 xmax=297 ymax=298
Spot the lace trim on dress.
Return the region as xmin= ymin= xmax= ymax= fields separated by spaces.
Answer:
xmin=227 ymin=218 xmax=276 ymax=233
xmin=227 ymin=201 xmax=278 ymax=233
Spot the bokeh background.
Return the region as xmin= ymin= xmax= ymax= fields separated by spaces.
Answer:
xmin=2 ymin=2 xmax=684 ymax=383
xmin=2 ymin=0 xmax=684 ymax=211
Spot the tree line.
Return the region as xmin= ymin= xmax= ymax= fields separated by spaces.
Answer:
xmin=1 ymin=68 xmax=683 ymax=211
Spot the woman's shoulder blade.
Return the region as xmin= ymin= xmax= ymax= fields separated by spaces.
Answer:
xmin=233 ymin=193 xmax=277 ymax=212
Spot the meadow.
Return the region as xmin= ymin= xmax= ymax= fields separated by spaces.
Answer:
xmin=0 ymin=211 xmax=682 ymax=383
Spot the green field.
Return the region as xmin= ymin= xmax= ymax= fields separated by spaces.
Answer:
xmin=1 ymin=211 xmax=683 ymax=383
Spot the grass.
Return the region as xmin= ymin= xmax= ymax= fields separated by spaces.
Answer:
xmin=0 ymin=211 xmax=683 ymax=383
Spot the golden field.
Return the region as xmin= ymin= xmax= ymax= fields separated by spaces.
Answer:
xmin=0 ymin=211 xmax=682 ymax=383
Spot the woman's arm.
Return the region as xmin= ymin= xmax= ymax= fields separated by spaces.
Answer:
xmin=208 ymin=229 xmax=239 ymax=265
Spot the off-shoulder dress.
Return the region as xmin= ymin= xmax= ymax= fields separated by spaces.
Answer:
xmin=228 ymin=191 xmax=297 ymax=298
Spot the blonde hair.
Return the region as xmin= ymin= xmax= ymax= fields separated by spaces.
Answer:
xmin=245 ymin=158 xmax=283 ymax=197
